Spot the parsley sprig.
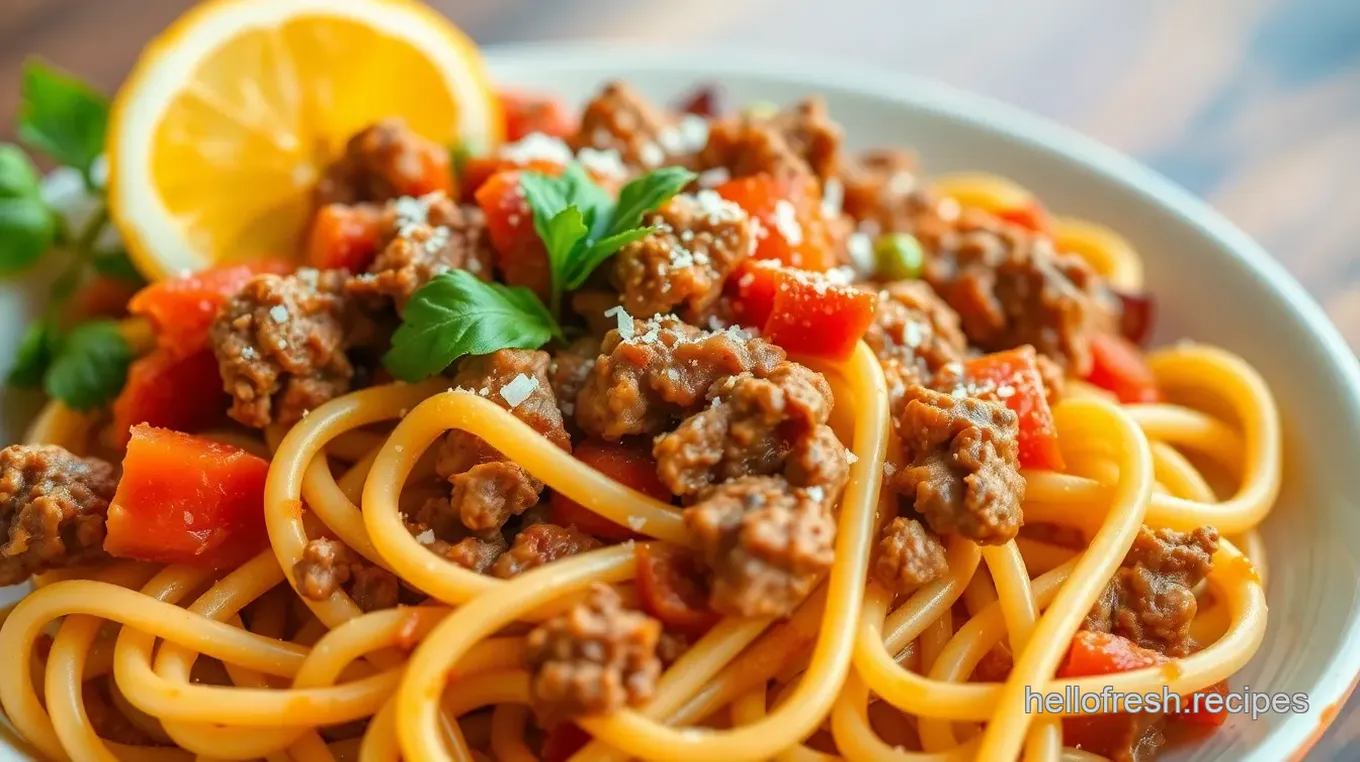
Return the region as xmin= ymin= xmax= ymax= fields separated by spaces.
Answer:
xmin=3 ymin=59 xmax=145 ymax=411
xmin=383 ymin=164 xmax=695 ymax=382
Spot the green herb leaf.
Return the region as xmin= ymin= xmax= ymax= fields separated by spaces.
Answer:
xmin=566 ymin=227 xmax=655 ymax=291
xmin=8 ymin=320 xmax=56 ymax=388
xmin=44 ymin=320 xmax=131 ymax=410
xmin=18 ymin=60 xmax=109 ymax=182
xmin=383 ymin=270 xmax=559 ymax=382
xmin=0 ymin=144 xmax=56 ymax=276
xmin=608 ymin=166 xmax=696 ymax=236
xmin=92 ymin=249 xmax=146 ymax=284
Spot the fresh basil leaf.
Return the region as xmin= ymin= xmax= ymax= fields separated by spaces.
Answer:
xmin=92 ymin=249 xmax=146 ymax=284
xmin=383 ymin=270 xmax=559 ymax=382
xmin=609 ymin=166 xmax=696 ymax=236
xmin=0 ymin=195 xmax=56 ymax=276
xmin=44 ymin=319 xmax=131 ymax=410
xmin=0 ymin=143 xmax=42 ymax=199
xmin=566 ymin=227 xmax=654 ymax=291
xmin=18 ymin=60 xmax=109 ymax=181
xmin=561 ymin=163 xmax=612 ymax=240
xmin=8 ymin=320 xmax=56 ymax=388
xmin=543 ymin=207 xmax=588 ymax=290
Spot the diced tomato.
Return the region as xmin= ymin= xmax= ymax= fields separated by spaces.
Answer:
xmin=1085 ymin=333 xmax=1160 ymax=404
xmin=391 ymin=140 xmax=455 ymax=199
xmin=716 ymin=173 xmax=838 ymax=271
xmin=541 ymin=723 xmax=591 ymax=762
xmin=307 ymin=203 xmax=383 ymax=272
xmin=635 ymin=543 xmax=719 ymax=634
xmin=1060 ymin=631 xmax=1228 ymax=727
xmin=962 ymin=347 xmax=1064 ymax=470
xmin=1178 ymin=680 xmax=1229 ymax=726
xmin=550 ymin=439 xmax=670 ymax=541
xmin=461 ymin=156 xmax=566 ymax=200
xmin=725 ymin=259 xmax=781 ymax=329
xmin=110 ymin=348 xmax=227 ymax=447
xmin=994 ymin=198 xmax=1051 ymax=234
xmin=500 ymin=90 xmax=578 ymax=142
xmin=1059 ymin=631 xmax=1164 ymax=678
xmin=106 ymin=425 xmax=270 ymax=569
xmin=129 ymin=261 xmax=291 ymax=358
xmin=725 ymin=259 xmax=876 ymax=361
xmin=474 ymin=169 xmax=553 ymax=302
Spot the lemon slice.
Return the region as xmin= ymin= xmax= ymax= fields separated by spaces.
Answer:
xmin=108 ymin=0 xmax=502 ymax=280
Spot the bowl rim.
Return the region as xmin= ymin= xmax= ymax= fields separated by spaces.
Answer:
xmin=481 ymin=42 xmax=1360 ymax=761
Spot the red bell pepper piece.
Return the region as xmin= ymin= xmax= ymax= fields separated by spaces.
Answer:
xmin=550 ymin=439 xmax=670 ymax=541
xmin=1085 ymin=333 xmax=1160 ymax=404
xmin=110 ymin=348 xmax=227 ymax=447
xmin=716 ymin=173 xmax=838 ymax=271
xmin=726 ymin=259 xmax=876 ymax=361
xmin=634 ymin=543 xmax=720 ymax=634
xmin=106 ymin=425 xmax=270 ymax=568
xmin=499 ymin=89 xmax=578 ymax=142
xmin=474 ymin=169 xmax=554 ymax=302
xmin=1060 ymin=631 xmax=1229 ymax=728
xmin=307 ymin=203 xmax=384 ymax=273
xmin=128 ymin=261 xmax=291 ymax=358
xmin=962 ymin=347 xmax=1064 ymax=470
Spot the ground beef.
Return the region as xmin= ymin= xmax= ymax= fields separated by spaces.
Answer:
xmin=891 ymin=385 xmax=1025 ymax=545
xmin=525 ymin=583 xmax=661 ymax=723
xmin=293 ymin=538 xmax=399 ymax=612
xmin=0 ymin=445 xmax=117 ymax=586
xmin=699 ymin=99 xmax=840 ymax=183
xmin=315 ymin=118 xmax=449 ymax=205
xmin=435 ymin=350 xmax=571 ymax=532
xmin=611 ymin=191 xmax=756 ymax=321
xmin=570 ymin=81 xmax=673 ymax=170
xmin=428 ymin=532 xmax=508 ymax=574
xmin=838 ymin=149 xmax=934 ymax=233
xmin=1084 ymin=526 xmax=1220 ymax=657
xmin=574 ymin=316 xmax=784 ymax=440
xmin=653 ymin=364 xmax=844 ymax=501
xmin=210 ymin=269 xmax=355 ymax=428
xmin=863 ymin=280 xmax=968 ymax=411
xmin=918 ymin=208 xmax=1119 ymax=375
xmin=873 ymin=516 xmax=949 ymax=594
xmin=548 ymin=337 xmax=601 ymax=421
xmin=491 ymin=522 xmax=602 ymax=579
xmin=348 ymin=193 xmax=493 ymax=307
xmin=685 ymin=475 xmax=835 ymax=618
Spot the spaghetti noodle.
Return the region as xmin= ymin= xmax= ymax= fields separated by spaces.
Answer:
xmin=0 ymin=71 xmax=1277 ymax=762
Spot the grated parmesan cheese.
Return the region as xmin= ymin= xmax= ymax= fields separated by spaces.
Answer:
xmin=500 ymin=373 xmax=539 ymax=409
xmin=577 ymin=147 xmax=627 ymax=179
xmin=500 ymin=132 xmax=574 ymax=166
xmin=771 ymin=200 xmax=803 ymax=245
xmin=821 ymin=177 xmax=844 ymax=218
xmin=696 ymin=167 xmax=730 ymax=188
xmin=846 ymin=452 xmax=859 ymax=464
xmin=415 ymin=529 xmax=435 ymax=545
xmin=805 ymin=486 xmax=826 ymax=503
xmin=693 ymin=189 xmax=743 ymax=223
xmin=638 ymin=142 xmax=665 ymax=168
xmin=627 ymin=516 xmax=646 ymax=530
xmin=604 ymin=305 xmax=636 ymax=339
xmin=269 ymin=305 xmax=289 ymax=323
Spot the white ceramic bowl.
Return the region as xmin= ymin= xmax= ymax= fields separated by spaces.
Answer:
xmin=4 ymin=44 xmax=1360 ymax=762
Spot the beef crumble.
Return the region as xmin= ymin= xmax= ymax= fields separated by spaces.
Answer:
xmin=570 ymin=81 xmax=678 ymax=171
xmin=0 ymin=445 xmax=117 ymax=586
xmin=1084 ymin=525 xmax=1220 ymax=657
xmin=348 ymin=193 xmax=494 ymax=307
xmin=434 ymin=349 xmax=570 ymax=533
xmin=611 ymin=191 xmax=756 ymax=321
xmin=891 ymin=385 xmax=1025 ymax=545
xmin=653 ymin=364 xmax=845 ymax=501
xmin=700 ymin=98 xmax=841 ymax=183
xmin=838 ymin=148 xmax=934 ymax=233
xmin=293 ymin=538 xmax=399 ymax=612
xmin=863 ymin=280 xmax=968 ymax=410
xmin=548 ymin=337 xmax=601 ymax=421
xmin=918 ymin=208 xmax=1119 ymax=375
xmin=315 ymin=118 xmax=450 ymax=205
xmin=874 ymin=516 xmax=949 ymax=595
xmin=209 ymin=269 xmax=355 ymax=428
xmin=525 ymin=583 xmax=661 ymax=723
xmin=490 ymin=523 xmax=602 ymax=579
xmin=574 ymin=316 xmax=784 ymax=440
xmin=685 ymin=475 xmax=836 ymax=618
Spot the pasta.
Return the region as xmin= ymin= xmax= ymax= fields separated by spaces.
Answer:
xmin=0 ymin=75 xmax=1277 ymax=762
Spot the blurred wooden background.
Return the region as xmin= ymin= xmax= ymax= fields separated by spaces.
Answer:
xmin=2 ymin=0 xmax=1359 ymax=758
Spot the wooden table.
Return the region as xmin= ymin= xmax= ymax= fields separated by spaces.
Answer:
xmin=2 ymin=0 xmax=1358 ymax=758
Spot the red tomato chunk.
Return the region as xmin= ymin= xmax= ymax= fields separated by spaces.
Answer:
xmin=550 ymin=439 xmax=670 ymax=541
xmin=962 ymin=347 xmax=1064 ymax=471
xmin=727 ymin=259 xmax=876 ymax=361
xmin=106 ymin=425 xmax=270 ymax=569
xmin=635 ymin=543 xmax=719 ymax=634
xmin=1086 ymin=333 xmax=1161 ymax=404
xmin=110 ymin=348 xmax=228 ymax=447
xmin=129 ymin=261 xmax=291 ymax=358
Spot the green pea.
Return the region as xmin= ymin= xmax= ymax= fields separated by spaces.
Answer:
xmin=874 ymin=232 xmax=924 ymax=280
